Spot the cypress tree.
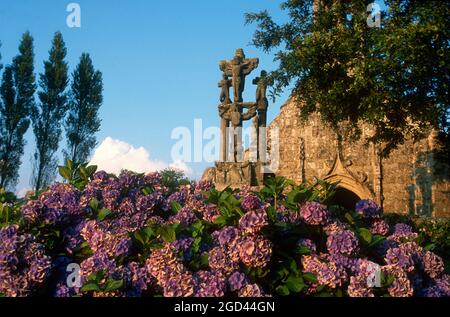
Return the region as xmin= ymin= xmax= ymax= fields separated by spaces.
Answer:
xmin=31 ymin=32 xmax=68 ymax=192
xmin=0 ymin=33 xmax=36 ymax=190
xmin=64 ymin=53 xmax=103 ymax=164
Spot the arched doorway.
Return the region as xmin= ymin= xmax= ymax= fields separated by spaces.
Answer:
xmin=324 ymin=174 xmax=374 ymax=211
xmin=329 ymin=187 xmax=361 ymax=210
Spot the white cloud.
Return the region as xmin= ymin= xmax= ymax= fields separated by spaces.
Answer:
xmin=89 ymin=137 xmax=192 ymax=176
xmin=17 ymin=187 xmax=32 ymax=198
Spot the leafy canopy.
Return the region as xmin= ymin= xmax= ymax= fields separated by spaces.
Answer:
xmin=246 ymin=0 xmax=449 ymax=155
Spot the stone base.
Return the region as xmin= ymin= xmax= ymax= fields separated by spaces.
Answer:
xmin=201 ymin=161 xmax=268 ymax=190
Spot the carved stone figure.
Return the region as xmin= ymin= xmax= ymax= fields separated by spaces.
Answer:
xmin=219 ymin=102 xmax=257 ymax=162
xmin=203 ymin=49 xmax=270 ymax=189
xmin=218 ymin=74 xmax=232 ymax=104
xmin=252 ymin=70 xmax=272 ymax=161
xmin=219 ymin=49 xmax=259 ymax=103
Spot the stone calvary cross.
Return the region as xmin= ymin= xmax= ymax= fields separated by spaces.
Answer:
xmin=202 ymin=48 xmax=272 ymax=189
xmin=218 ymin=48 xmax=270 ymax=163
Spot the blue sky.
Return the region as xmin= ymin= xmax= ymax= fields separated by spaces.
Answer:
xmin=0 ymin=0 xmax=292 ymax=193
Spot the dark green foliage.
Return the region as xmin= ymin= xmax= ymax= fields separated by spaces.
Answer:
xmin=58 ymin=159 xmax=98 ymax=190
xmin=0 ymin=187 xmax=21 ymax=227
xmin=0 ymin=32 xmax=36 ymax=189
xmin=246 ymin=0 xmax=450 ymax=156
xmin=416 ymin=219 xmax=450 ymax=269
xmin=160 ymin=168 xmax=190 ymax=192
xmin=64 ymin=53 xmax=103 ymax=164
xmin=31 ymin=32 xmax=69 ymax=192
xmin=80 ymin=270 xmax=124 ymax=294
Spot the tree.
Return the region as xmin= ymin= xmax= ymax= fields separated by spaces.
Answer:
xmin=0 ymin=33 xmax=36 ymax=190
xmin=64 ymin=53 xmax=103 ymax=164
xmin=246 ymin=0 xmax=450 ymax=156
xmin=31 ymin=32 xmax=69 ymax=193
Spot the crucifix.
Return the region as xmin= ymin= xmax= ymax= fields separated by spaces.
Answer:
xmin=218 ymin=49 xmax=259 ymax=162
xmin=219 ymin=48 xmax=259 ymax=103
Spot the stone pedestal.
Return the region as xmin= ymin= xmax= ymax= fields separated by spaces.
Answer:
xmin=201 ymin=161 xmax=266 ymax=190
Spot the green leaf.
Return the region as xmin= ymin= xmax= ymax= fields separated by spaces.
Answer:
xmin=369 ymin=235 xmax=386 ymax=247
xmin=344 ymin=212 xmax=355 ymax=225
xmin=86 ymin=165 xmax=98 ymax=176
xmin=213 ymin=215 xmax=228 ymax=226
xmin=80 ymin=282 xmax=101 ymax=292
xmin=158 ymin=225 xmax=176 ymax=243
xmin=275 ymin=285 xmax=290 ymax=296
xmin=200 ymin=253 xmax=209 ymax=267
xmin=303 ymin=272 xmax=318 ymax=284
xmin=134 ymin=231 xmax=146 ymax=246
xmin=295 ymin=246 xmax=311 ymax=255
xmin=288 ymin=258 xmax=299 ymax=274
xmin=286 ymin=189 xmax=307 ymax=205
xmin=266 ymin=206 xmax=277 ymax=223
xmin=66 ymin=159 xmax=73 ymax=171
xmin=79 ymin=166 xmax=88 ymax=179
xmin=88 ymin=270 xmax=105 ymax=283
xmin=275 ymin=267 xmax=289 ymax=279
xmin=285 ymin=276 xmax=305 ymax=293
xmin=89 ymin=198 xmax=100 ymax=212
xmin=171 ymin=201 xmax=182 ymax=213
xmin=424 ymin=243 xmax=436 ymax=251
xmin=104 ymin=279 xmax=124 ymax=292
xmin=141 ymin=186 xmax=152 ymax=196
xmin=58 ymin=166 xmax=72 ymax=181
xmin=385 ymin=274 xmax=395 ymax=287
xmin=358 ymin=228 xmax=373 ymax=244
xmin=97 ymin=208 xmax=112 ymax=221
xmin=142 ymin=227 xmax=155 ymax=238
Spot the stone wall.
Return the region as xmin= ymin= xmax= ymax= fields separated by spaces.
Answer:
xmin=268 ymin=98 xmax=450 ymax=218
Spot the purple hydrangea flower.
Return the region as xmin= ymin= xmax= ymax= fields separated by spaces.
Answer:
xmin=370 ymin=219 xmax=390 ymax=236
xmin=347 ymin=274 xmax=375 ymax=297
xmin=355 ymin=199 xmax=382 ymax=218
xmin=239 ymin=209 xmax=268 ymax=235
xmin=301 ymin=254 xmax=347 ymax=289
xmin=194 ymin=270 xmax=226 ymax=297
xmin=299 ymin=202 xmax=330 ymax=226
xmin=238 ymin=235 xmax=272 ymax=269
xmin=382 ymin=265 xmax=414 ymax=297
xmin=326 ymin=230 xmax=359 ymax=256
xmin=421 ymin=275 xmax=450 ymax=297
xmin=422 ymin=251 xmax=444 ymax=278
xmin=208 ymin=247 xmax=238 ymax=275
xmin=238 ymin=283 xmax=265 ymax=297
xmin=0 ymin=225 xmax=52 ymax=297
xmin=240 ymin=191 xmax=263 ymax=212
xmin=385 ymin=246 xmax=415 ymax=272
xmin=163 ymin=272 xmax=195 ymax=297
xmin=323 ymin=221 xmax=348 ymax=236
xmin=394 ymin=223 xmax=413 ymax=235
xmin=212 ymin=226 xmax=240 ymax=247
xmin=228 ymin=271 xmax=249 ymax=292
xmin=297 ymin=238 xmax=317 ymax=253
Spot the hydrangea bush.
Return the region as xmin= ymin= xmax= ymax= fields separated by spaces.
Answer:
xmin=0 ymin=166 xmax=449 ymax=297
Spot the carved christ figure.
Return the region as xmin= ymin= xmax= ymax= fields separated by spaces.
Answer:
xmin=219 ymin=49 xmax=259 ymax=103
